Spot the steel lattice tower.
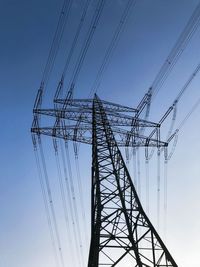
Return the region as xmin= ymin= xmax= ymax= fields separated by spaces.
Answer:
xmin=32 ymin=93 xmax=178 ymax=267
xmin=88 ymin=96 xmax=177 ymax=267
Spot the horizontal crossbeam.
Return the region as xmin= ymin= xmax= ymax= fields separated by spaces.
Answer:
xmin=31 ymin=125 xmax=167 ymax=148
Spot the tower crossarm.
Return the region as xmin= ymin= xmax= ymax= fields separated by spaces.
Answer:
xmin=32 ymin=96 xmax=168 ymax=150
xmin=31 ymin=124 xmax=168 ymax=148
xmin=33 ymin=107 xmax=160 ymax=127
xmin=54 ymin=98 xmax=137 ymax=113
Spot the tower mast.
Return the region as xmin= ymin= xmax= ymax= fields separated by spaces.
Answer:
xmin=32 ymin=94 xmax=178 ymax=267
xmin=88 ymin=95 xmax=177 ymax=267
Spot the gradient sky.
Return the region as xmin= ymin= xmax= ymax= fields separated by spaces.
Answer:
xmin=1 ymin=1 xmax=200 ymax=267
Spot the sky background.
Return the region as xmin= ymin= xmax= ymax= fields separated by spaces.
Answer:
xmin=1 ymin=0 xmax=200 ymax=267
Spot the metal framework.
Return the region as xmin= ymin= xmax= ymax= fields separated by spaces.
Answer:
xmin=31 ymin=93 xmax=177 ymax=267
xmin=88 ymin=96 xmax=177 ymax=267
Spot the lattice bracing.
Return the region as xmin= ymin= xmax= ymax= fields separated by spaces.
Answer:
xmin=87 ymin=96 xmax=177 ymax=267
xmin=32 ymin=94 xmax=168 ymax=152
xmin=31 ymin=94 xmax=177 ymax=267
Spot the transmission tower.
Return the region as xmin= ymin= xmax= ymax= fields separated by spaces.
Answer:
xmin=32 ymin=92 xmax=178 ymax=267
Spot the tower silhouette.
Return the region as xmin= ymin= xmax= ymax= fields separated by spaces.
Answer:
xmin=32 ymin=93 xmax=178 ymax=267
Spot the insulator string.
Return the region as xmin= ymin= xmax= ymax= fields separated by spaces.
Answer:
xmin=132 ymin=147 xmax=137 ymax=191
xmin=145 ymin=159 xmax=150 ymax=216
xmin=167 ymin=134 xmax=178 ymax=160
xmin=164 ymin=159 xmax=168 ymax=241
xmin=168 ymin=93 xmax=200 ymax=160
xmin=136 ymin=147 xmax=141 ymax=198
xmin=157 ymin=149 xmax=161 ymax=231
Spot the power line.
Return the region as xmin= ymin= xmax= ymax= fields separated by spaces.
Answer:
xmin=164 ymin=158 xmax=168 ymax=241
xmin=38 ymin=137 xmax=66 ymax=267
xmin=59 ymin=140 xmax=83 ymax=267
xmin=42 ymin=0 xmax=73 ymax=87
xmin=162 ymin=94 xmax=200 ymax=239
xmin=64 ymin=141 xmax=85 ymax=265
xmin=34 ymin=0 xmax=73 ymax=111
xmin=177 ymin=95 xmax=200 ymax=131
xmin=33 ymin=145 xmax=60 ymax=267
xmin=88 ymin=0 xmax=137 ymax=96
xmin=54 ymin=0 xmax=92 ymax=100
xmin=150 ymin=2 xmax=200 ymax=98
xmin=53 ymin=139 xmax=76 ymax=265
xmin=74 ymin=153 xmax=89 ymax=246
xmin=164 ymin=63 xmax=200 ymax=158
xmin=158 ymin=61 xmax=200 ymax=157
xmin=62 ymin=0 xmax=92 ymax=79
xmin=65 ymin=0 xmax=106 ymax=99
xmin=167 ymin=92 xmax=200 ymax=154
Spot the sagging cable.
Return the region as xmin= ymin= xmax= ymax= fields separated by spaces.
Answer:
xmin=74 ymin=149 xmax=89 ymax=246
xmin=64 ymin=141 xmax=85 ymax=265
xmin=53 ymin=138 xmax=76 ymax=265
xmin=60 ymin=140 xmax=82 ymax=267
xmin=33 ymin=139 xmax=60 ymax=267
xmin=38 ymin=136 xmax=66 ymax=267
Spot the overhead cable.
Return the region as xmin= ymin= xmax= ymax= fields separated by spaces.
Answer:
xmin=59 ymin=140 xmax=83 ymax=267
xmin=168 ymin=92 xmax=200 ymax=151
xmin=53 ymin=139 xmax=76 ymax=265
xmin=164 ymin=158 xmax=168 ymax=241
xmin=38 ymin=137 xmax=66 ymax=267
xmin=177 ymin=94 xmax=200 ymax=131
xmin=88 ymin=0 xmax=137 ymax=96
xmin=42 ymin=0 xmax=73 ymax=87
xmin=151 ymin=2 xmax=200 ymax=98
xmin=136 ymin=148 xmax=141 ymax=198
xmin=33 ymin=144 xmax=60 ymax=267
xmin=34 ymin=0 xmax=73 ymax=110
xmin=64 ymin=141 xmax=85 ymax=265
xmin=66 ymin=0 xmax=106 ymax=99
xmin=62 ymin=0 xmax=92 ymax=79
xmin=54 ymin=0 xmax=92 ymax=101
xmin=74 ymin=153 xmax=89 ymax=246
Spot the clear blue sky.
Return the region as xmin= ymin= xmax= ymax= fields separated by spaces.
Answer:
xmin=0 ymin=1 xmax=200 ymax=267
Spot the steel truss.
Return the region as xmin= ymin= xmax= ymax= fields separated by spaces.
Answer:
xmin=88 ymin=96 xmax=177 ymax=267
xmin=32 ymin=94 xmax=168 ymax=151
xmin=31 ymin=93 xmax=177 ymax=267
